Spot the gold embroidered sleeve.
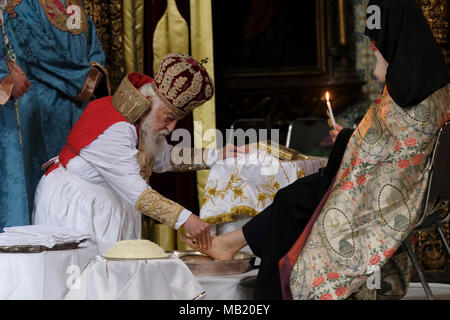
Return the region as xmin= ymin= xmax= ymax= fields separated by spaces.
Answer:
xmin=170 ymin=147 xmax=211 ymax=172
xmin=136 ymin=188 xmax=184 ymax=229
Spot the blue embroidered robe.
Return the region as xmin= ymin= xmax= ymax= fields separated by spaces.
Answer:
xmin=0 ymin=41 xmax=29 ymax=230
xmin=3 ymin=0 xmax=106 ymax=214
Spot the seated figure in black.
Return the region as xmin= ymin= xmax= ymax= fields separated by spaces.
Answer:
xmin=182 ymin=126 xmax=355 ymax=299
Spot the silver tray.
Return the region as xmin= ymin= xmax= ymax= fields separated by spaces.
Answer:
xmin=0 ymin=241 xmax=82 ymax=254
xmin=170 ymin=250 xmax=256 ymax=276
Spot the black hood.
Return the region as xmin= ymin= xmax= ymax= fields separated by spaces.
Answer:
xmin=364 ymin=0 xmax=448 ymax=108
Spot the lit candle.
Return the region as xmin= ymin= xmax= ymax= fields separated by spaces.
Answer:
xmin=325 ymin=91 xmax=336 ymax=129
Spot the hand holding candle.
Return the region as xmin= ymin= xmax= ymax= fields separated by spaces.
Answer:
xmin=325 ymin=91 xmax=336 ymax=130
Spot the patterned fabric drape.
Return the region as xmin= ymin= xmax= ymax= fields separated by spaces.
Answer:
xmin=190 ymin=0 xmax=216 ymax=205
xmin=84 ymin=0 xmax=125 ymax=91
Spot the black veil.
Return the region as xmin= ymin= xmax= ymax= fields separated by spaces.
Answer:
xmin=364 ymin=0 xmax=448 ymax=108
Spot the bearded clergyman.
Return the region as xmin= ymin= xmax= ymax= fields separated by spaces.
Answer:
xmin=32 ymin=53 xmax=241 ymax=253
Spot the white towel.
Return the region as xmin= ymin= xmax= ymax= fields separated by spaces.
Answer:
xmin=0 ymin=225 xmax=91 ymax=248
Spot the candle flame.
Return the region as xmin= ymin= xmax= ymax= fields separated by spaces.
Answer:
xmin=325 ymin=91 xmax=330 ymax=102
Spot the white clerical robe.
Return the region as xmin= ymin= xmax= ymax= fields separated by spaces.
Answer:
xmin=32 ymin=121 xmax=192 ymax=254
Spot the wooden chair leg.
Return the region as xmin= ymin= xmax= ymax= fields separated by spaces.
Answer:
xmin=403 ymin=241 xmax=435 ymax=300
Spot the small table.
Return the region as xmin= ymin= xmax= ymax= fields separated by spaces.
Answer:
xmin=197 ymin=269 xmax=258 ymax=300
xmin=65 ymin=255 xmax=205 ymax=300
xmin=0 ymin=245 xmax=96 ymax=300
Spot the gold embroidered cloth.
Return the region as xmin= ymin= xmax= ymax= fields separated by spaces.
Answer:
xmin=136 ymin=188 xmax=184 ymax=229
xmin=199 ymin=147 xmax=328 ymax=224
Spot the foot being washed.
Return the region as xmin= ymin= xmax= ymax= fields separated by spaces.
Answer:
xmin=180 ymin=228 xmax=248 ymax=261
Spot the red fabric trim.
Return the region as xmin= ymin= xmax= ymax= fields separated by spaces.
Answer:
xmin=127 ymin=72 xmax=153 ymax=89
xmin=45 ymin=96 xmax=129 ymax=175
xmin=278 ymin=176 xmax=337 ymax=300
xmin=45 ymin=74 xmax=153 ymax=176
xmin=45 ymin=162 xmax=60 ymax=175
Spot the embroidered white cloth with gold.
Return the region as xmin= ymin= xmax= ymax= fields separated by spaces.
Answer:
xmin=199 ymin=142 xmax=328 ymax=226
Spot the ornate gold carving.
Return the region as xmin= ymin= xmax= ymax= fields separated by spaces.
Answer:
xmin=84 ymin=0 xmax=125 ymax=92
xmin=170 ymin=147 xmax=210 ymax=172
xmin=257 ymin=140 xmax=310 ymax=160
xmin=417 ymin=0 xmax=449 ymax=64
xmin=418 ymin=0 xmax=448 ymax=44
xmin=112 ymin=74 xmax=151 ymax=124
xmin=37 ymin=0 xmax=88 ymax=35
xmin=136 ymin=188 xmax=184 ymax=229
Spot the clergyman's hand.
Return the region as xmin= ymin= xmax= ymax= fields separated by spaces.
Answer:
xmin=10 ymin=63 xmax=31 ymax=99
xmin=182 ymin=214 xmax=212 ymax=251
xmin=217 ymin=143 xmax=250 ymax=160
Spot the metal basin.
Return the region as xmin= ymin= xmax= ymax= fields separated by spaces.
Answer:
xmin=0 ymin=241 xmax=82 ymax=253
xmin=170 ymin=250 xmax=256 ymax=276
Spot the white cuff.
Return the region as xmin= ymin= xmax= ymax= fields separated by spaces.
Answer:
xmin=174 ymin=209 xmax=192 ymax=230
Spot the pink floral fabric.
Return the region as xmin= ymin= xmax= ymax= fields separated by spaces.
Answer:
xmin=288 ymin=85 xmax=450 ymax=300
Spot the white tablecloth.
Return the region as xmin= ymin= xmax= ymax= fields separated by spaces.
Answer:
xmin=200 ymin=150 xmax=327 ymax=225
xmin=65 ymin=255 xmax=205 ymax=300
xmin=0 ymin=245 xmax=96 ymax=300
xmin=201 ymin=149 xmax=327 ymax=254
xmin=198 ymin=269 xmax=258 ymax=300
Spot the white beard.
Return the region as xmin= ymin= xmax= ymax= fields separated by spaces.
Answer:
xmin=373 ymin=49 xmax=389 ymax=83
xmin=140 ymin=106 xmax=170 ymax=159
xmin=140 ymin=128 xmax=168 ymax=159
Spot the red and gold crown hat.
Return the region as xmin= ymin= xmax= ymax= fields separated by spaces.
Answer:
xmin=151 ymin=53 xmax=214 ymax=117
xmin=112 ymin=72 xmax=153 ymax=124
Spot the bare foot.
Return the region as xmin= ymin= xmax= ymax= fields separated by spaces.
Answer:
xmin=180 ymin=230 xmax=246 ymax=261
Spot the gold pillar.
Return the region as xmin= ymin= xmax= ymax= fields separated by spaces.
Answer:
xmin=150 ymin=0 xmax=190 ymax=251
xmin=190 ymin=0 xmax=217 ymax=205
xmin=123 ymin=0 xmax=145 ymax=73
xmin=152 ymin=0 xmax=189 ymax=73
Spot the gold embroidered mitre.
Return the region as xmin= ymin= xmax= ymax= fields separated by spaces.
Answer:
xmin=151 ymin=53 xmax=214 ymax=117
xmin=112 ymin=73 xmax=152 ymax=124
xmin=136 ymin=188 xmax=184 ymax=229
